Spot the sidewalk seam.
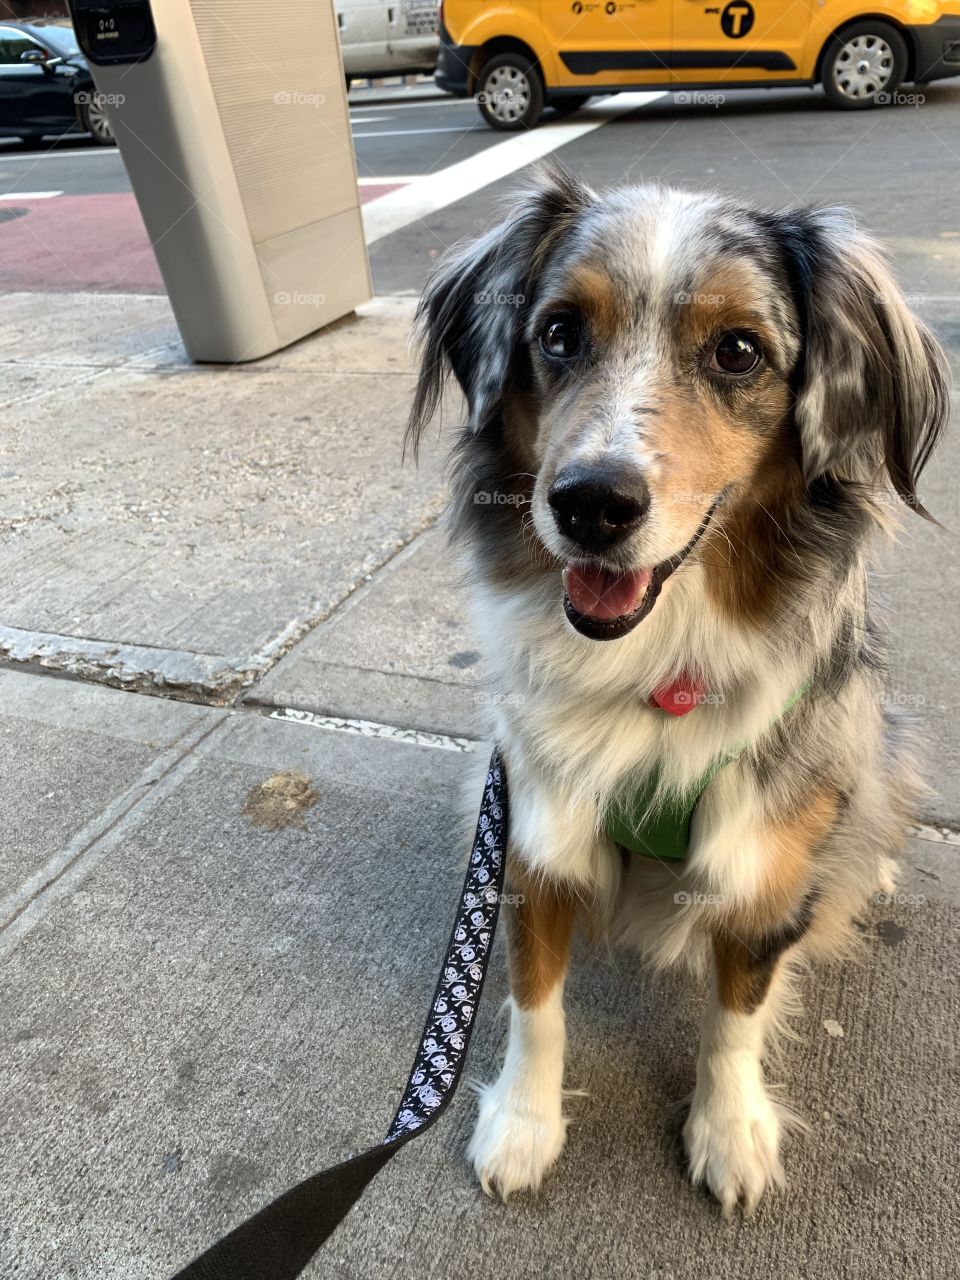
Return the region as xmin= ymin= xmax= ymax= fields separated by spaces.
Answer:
xmin=0 ymin=713 xmax=224 ymax=958
xmin=265 ymin=705 xmax=481 ymax=753
xmin=235 ymin=516 xmax=445 ymax=701
xmin=249 ymin=658 xmax=478 ymax=693
xmin=3 ymin=662 xmax=960 ymax=838
xmin=907 ymin=821 xmax=960 ymax=846
xmin=0 ymin=512 xmax=444 ymax=707
xmin=0 ymin=342 xmax=176 ymax=407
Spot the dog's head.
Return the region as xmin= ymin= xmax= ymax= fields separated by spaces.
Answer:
xmin=407 ymin=166 xmax=948 ymax=640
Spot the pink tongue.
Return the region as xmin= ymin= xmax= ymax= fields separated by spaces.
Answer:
xmin=563 ymin=562 xmax=652 ymax=620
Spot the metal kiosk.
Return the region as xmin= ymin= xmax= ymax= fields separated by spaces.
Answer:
xmin=67 ymin=0 xmax=372 ymax=363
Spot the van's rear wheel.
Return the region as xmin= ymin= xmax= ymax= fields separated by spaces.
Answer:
xmin=821 ymin=21 xmax=907 ymax=108
xmin=476 ymin=53 xmax=544 ymax=131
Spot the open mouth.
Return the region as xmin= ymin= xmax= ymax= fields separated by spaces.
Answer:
xmin=562 ymin=502 xmax=719 ymax=641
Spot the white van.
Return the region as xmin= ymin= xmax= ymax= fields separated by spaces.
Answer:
xmin=338 ymin=0 xmax=439 ymax=84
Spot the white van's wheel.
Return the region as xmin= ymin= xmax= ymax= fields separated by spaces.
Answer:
xmin=821 ymin=22 xmax=907 ymax=108
xmin=476 ymin=53 xmax=544 ymax=131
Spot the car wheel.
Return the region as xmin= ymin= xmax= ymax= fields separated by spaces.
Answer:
xmin=80 ymin=94 xmax=116 ymax=145
xmin=550 ymin=95 xmax=587 ymax=117
xmin=821 ymin=21 xmax=907 ymax=108
xmin=476 ymin=52 xmax=544 ymax=131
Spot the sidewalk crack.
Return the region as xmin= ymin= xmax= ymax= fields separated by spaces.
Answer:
xmin=0 ymin=713 xmax=225 ymax=957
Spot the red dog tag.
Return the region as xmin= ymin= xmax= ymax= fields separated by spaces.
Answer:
xmin=650 ymin=670 xmax=706 ymax=716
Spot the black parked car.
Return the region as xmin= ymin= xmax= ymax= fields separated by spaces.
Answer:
xmin=0 ymin=19 xmax=114 ymax=146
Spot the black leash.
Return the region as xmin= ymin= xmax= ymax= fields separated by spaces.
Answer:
xmin=173 ymin=748 xmax=508 ymax=1280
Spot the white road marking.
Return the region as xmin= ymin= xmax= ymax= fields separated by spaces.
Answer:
xmin=357 ymin=175 xmax=418 ymax=185
xmin=355 ymin=125 xmax=487 ymax=138
xmin=0 ymin=190 xmax=62 ymax=199
xmin=0 ymin=149 xmax=117 ymax=162
xmin=362 ymin=91 xmax=666 ymax=244
xmin=348 ymin=97 xmax=475 ymax=111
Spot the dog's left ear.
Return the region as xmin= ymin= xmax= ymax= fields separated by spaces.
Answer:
xmin=771 ymin=207 xmax=949 ymax=519
xmin=405 ymin=163 xmax=594 ymax=458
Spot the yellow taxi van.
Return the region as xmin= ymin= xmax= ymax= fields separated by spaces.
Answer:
xmin=435 ymin=0 xmax=960 ymax=128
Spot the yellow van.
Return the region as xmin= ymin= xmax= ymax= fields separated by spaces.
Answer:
xmin=436 ymin=0 xmax=960 ymax=128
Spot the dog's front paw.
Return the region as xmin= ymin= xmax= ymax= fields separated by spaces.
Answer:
xmin=468 ymin=1076 xmax=568 ymax=1200
xmin=683 ymin=1079 xmax=785 ymax=1218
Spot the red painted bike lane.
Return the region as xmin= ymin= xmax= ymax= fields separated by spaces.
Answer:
xmin=0 ymin=183 xmax=407 ymax=293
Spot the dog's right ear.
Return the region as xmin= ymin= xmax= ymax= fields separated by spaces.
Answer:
xmin=405 ymin=163 xmax=593 ymax=459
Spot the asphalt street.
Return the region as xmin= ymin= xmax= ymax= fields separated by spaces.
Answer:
xmin=3 ymin=80 xmax=960 ymax=295
xmin=0 ymin=94 xmax=494 ymax=196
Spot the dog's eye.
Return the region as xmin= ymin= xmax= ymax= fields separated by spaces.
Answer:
xmin=540 ymin=317 xmax=581 ymax=361
xmin=710 ymin=332 xmax=761 ymax=375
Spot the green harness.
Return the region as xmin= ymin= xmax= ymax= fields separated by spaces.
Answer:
xmin=605 ymin=684 xmax=810 ymax=862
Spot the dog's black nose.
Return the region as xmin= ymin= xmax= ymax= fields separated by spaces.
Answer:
xmin=548 ymin=465 xmax=650 ymax=552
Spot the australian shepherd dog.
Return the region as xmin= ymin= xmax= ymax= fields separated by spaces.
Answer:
xmin=405 ymin=164 xmax=948 ymax=1216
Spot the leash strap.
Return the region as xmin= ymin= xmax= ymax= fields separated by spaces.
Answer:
xmin=173 ymin=748 xmax=508 ymax=1280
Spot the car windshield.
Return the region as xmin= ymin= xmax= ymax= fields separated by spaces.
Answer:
xmin=34 ymin=23 xmax=81 ymax=59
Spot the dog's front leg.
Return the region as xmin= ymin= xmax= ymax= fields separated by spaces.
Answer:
xmin=469 ymin=854 xmax=577 ymax=1199
xmin=683 ymin=782 xmax=835 ymax=1214
xmin=683 ymin=929 xmax=799 ymax=1217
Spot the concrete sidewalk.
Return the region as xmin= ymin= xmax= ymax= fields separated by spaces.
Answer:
xmin=1 ymin=292 xmax=958 ymax=1280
